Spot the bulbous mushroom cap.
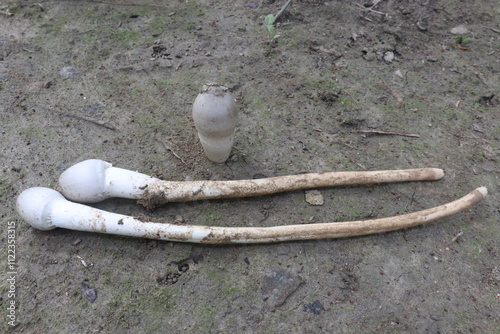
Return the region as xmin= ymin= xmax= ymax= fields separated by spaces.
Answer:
xmin=192 ymin=84 xmax=238 ymax=137
xmin=16 ymin=187 xmax=64 ymax=230
xmin=58 ymin=159 xmax=111 ymax=202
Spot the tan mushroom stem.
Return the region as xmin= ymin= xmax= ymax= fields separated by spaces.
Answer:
xmin=17 ymin=186 xmax=487 ymax=244
xmin=57 ymin=159 xmax=445 ymax=209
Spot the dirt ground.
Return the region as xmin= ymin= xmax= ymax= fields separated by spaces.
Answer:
xmin=1 ymin=0 xmax=499 ymax=332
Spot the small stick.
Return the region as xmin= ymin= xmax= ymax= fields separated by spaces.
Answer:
xmin=37 ymin=105 xmax=117 ymax=130
xmin=274 ymin=0 xmax=293 ymax=22
xmin=17 ymin=187 xmax=487 ymax=244
xmin=449 ymin=231 xmax=463 ymax=244
xmin=57 ymin=159 xmax=444 ymax=209
xmin=155 ymin=138 xmax=186 ymax=165
xmin=351 ymin=129 xmax=420 ymax=138
xmin=482 ymin=26 xmax=500 ymax=34
xmin=355 ymin=2 xmax=387 ymax=16
xmin=0 ymin=10 xmax=13 ymax=17
xmin=66 ymin=114 xmax=117 ymax=130
xmin=175 ymin=60 xmax=183 ymax=71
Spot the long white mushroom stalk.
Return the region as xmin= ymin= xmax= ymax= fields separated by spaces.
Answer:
xmin=57 ymin=159 xmax=445 ymax=209
xmin=17 ymin=186 xmax=487 ymax=244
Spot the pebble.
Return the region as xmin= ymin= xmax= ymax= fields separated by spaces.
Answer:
xmin=178 ymin=263 xmax=189 ymax=273
xmin=305 ymin=190 xmax=324 ymax=206
xmin=244 ymin=2 xmax=258 ymax=8
xmin=383 ymin=51 xmax=395 ymax=63
xmin=261 ymin=269 xmax=303 ymax=310
xmin=81 ymin=282 xmax=97 ymax=303
xmin=450 ymin=25 xmax=469 ymax=35
xmin=473 ymin=123 xmax=485 ymax=133
xmin=229 ymin=153 xmax=239 ymax=162
xmin=303 ymin=300 xmax=325 ymax=315
xmin=59 ymin=66 xmax=82 ymax=79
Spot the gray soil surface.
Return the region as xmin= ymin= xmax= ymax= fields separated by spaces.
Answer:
xmin=1 ymin=0 xmax=499 ymax=333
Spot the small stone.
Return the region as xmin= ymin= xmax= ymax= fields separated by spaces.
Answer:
xmin=59 ymin=66 xmax=82 ymax=79
xmin=303 ymin=300 xmax=325 ymax=315
xmin=305 ymin=190 xmax=324 ymax=206
xmin=229 ymin=153 xmax=239 ymax=162
xmin=244 ymin=2 xmax=258 ymax=8
xmin=178 ymin=263 xmax=189 ymax=273
xmin=473 ymin=124 xmax=485 ymax=133
xmin=261 ymin=269 xmax=303 ymax=310
xmin=383 ymin=51 xmax=395 ymax=63
xmin=450 ymin=25 xmax=469 ymax=35
xmin=81 ymin=282 xmax=97 ymax=303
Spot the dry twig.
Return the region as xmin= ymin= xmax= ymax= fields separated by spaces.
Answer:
xmin=0 ymin=10 xmax=13 ymax=16
xmin=275 ymin=0 xmax=293 ymax=22
xmin=156 ymin=138 xmax=187 ymax=165
xmin=449 ymin=231 xmax=463 ymax=244
xmin=351 ymin=129 xmax=420 ymax=138
xmin=38 ymin=105 xmax=117 ymax=130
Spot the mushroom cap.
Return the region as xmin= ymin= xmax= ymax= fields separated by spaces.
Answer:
xmin=192 ymin=84 xmax=238 ymax=137
xmin=16 ymin=187 xmax=63 ymax=230
xmin=58 ymin=159 xmax=111 ymax=202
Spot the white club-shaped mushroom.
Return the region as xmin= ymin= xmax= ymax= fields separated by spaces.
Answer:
xmin=58 ymin=159 xmax=446 ymax=209
xmin=192 ymin=83 xmax=238 ymax=163
xmin=17 ymin=187 xmax=487 ymax=244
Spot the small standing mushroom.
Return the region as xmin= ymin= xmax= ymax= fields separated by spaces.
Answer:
xmin=192 ymin=83 xmax=238 ymax=163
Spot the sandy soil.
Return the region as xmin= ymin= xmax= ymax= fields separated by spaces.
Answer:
xmin=1 ymin=0 xmax=499 ymax=333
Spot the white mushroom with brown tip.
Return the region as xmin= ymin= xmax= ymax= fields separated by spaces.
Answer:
xmin=57 ymin=159 xmax=446 ymax=209
xmin=192 ymin=83 xmax=238 ymax=163
xmin=17 ymin=186 xmax=488 ymax=244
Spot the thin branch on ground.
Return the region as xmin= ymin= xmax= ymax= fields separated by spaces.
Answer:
xmin=355 ymin=1 xmax=387 ymax=16
xmin=351 ymin=129 xmax=420 ymax=138
xmin=275 ymin=0 xmax=293 ymax=22
xmin=156 ymin=138 xmax=187 ymax=165
xmin=482 ymin=26 xmax=500 ymax=34
xmin=67 ymin=114 xmax=118 ymax=130
xmin=449 ymin=231 xmax=463 ymax=244
xmin=40 ymin=105 xmax=118 ymax=130
xmin=0 ymin=9 xmax=13 ymax=16
xmin=44 ymin=0 xmax=168 ymax=8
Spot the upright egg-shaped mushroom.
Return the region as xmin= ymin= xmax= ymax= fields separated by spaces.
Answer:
xmin=192 ymin=83 xmax=238 ymax=163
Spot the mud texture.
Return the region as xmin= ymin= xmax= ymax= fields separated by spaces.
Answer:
xmin=1 ymin=0 xmax=499 ymax=333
